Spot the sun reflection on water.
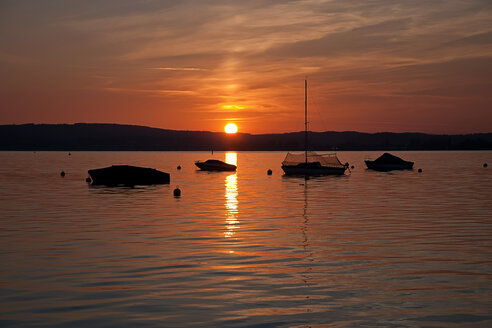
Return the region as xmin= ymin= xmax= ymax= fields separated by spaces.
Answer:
xmin=225 ymin=152 xmax=237 ymax=166
xmin=224 ymin=152 xmax=238 ymax=238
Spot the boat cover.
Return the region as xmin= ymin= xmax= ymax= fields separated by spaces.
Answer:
xmin=282 ymin=151 xmax=345 ymax=168
xmin=373 ymin=153 xmax=409 ymax=164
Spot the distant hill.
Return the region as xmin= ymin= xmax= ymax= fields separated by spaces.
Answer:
xmin=0 ymin=123 xmax=491 ymax=151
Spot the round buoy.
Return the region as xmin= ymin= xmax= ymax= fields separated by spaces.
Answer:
xmin=60 ymin=171 xmax=65 ymax=177
xmin=86 ymin=177 xmax=91 ymax=183
xmin=267 ymin=169 xmax=272 ymax=175
xmin=484 ymin=163 xmax=488 ymax=168
xmin=177 ymin=165 xmax=181 ymax=170
xmin=173 ymin=187 xmax=181 ymax=197
xmin=68 ymin=152 xmax=71 ymax=156
xmin=351 ymin=165 xmax=354 ymax=169
xmin=418 ymin=168 xmax=422 ymax=173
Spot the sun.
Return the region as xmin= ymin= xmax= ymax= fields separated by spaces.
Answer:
xmin=224 ymin=123 xmax=238 ymax=134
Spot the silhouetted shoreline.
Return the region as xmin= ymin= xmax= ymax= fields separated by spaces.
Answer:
xmin=1 ymin=123 xmax=491 ymax=151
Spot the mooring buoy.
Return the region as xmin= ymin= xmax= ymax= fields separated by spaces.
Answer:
xmin=351 ymin=165 xmax=355 ymax=169
xmin=60 ymin=171 xmax=65 ymax=177
xmin=267 ymin=169 xmax=272 ymax=175
xmin=177 ymin=165 xmax=181 ymax=170
xmin=418 ymin=168 xmax=422 ymax=173
xmin=484 ymin=163 xmax=488 ymax=168
xmin=173 ymin=187 xmax=181 ymax=197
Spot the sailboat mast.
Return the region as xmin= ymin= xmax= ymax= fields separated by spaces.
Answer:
xmin=304 ymin=79 xmax=308 ymax=165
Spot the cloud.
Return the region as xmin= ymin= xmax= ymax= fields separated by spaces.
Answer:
xmin=438 ymin=30 xmax=492 ymax=48
xmin=265 ymin=18 xmax=413 ymax=59
xmin=146 ymin=67 xmax=207 ymax=71
xmin=102 ymin=87 xmax=196 ymax=96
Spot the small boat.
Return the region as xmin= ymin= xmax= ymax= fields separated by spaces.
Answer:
xmin=281 ymin=80 xmax=349 ymax=176
xmin=365 ymin=153 xmax=414 ymax=171
xmin=88 ymin=165 xmax=170 ymax=186
xmin=282 ymin=152 xmax=348 ymax=176
xmin=195 ymin=159 xmax=236 ymax=171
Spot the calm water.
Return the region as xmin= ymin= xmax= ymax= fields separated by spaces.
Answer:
xmin=0 ymin=151 xmax=491 ymax=327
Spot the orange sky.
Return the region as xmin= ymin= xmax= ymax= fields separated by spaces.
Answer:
xmin=1 ymin=1 xmax=491 ymax=134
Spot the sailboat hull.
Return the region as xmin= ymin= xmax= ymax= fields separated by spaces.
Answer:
xmin=281 ymin=164 xmax=346 ymax=176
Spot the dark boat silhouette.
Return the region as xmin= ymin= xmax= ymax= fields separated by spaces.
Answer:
xmin=88 ymin=165 xmax=170 ymax=186
xmin=195 ymin=159 xmax=236 ymax=171
xmin=365 ymin=153 xmax=414 ymax=171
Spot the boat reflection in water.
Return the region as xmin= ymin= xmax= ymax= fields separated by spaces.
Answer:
xmin=224 ymin=152 xmax=239 ymax=239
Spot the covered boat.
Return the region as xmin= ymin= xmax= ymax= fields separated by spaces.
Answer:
xmin=365 ymin=153 xmax=414 ymax=171
xmin=88 ymin=165 xmax=170 ymax=186
xmin=195 ymin=159 xmax=236 ymax=171
xmin=282 ymin=151 xmax=348 ymax=176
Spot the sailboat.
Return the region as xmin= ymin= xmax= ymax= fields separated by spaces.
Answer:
xmin=281 ymin=80 xmax=349 ymax=176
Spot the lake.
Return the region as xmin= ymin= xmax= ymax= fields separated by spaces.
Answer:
xmin=0 ymin=151 xmax=491 ymax=327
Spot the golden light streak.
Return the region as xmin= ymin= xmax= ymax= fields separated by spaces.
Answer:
xmin=224 ymin=152 xmax=238 ymax=238
xmin=221 ymin=104 xmax=245 ymax=110
xmin=224 ymin=168 xmax=238 ymax=238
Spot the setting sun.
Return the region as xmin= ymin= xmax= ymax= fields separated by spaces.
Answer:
xmin=224 ymin=123 xmax=238 ymax=134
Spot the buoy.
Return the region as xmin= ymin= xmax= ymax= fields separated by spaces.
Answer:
xmin=267 ymin=169 xmax=272 ymax=175
xmin=177 ymin=165 xmax=181 ymax=170
xmin=86 ymin=177 xmax=91 ymax=183
xmin=418 ymin=168 xmax=422 ymax=173
xmin=68 ymin=152 xmax=71 ymax=156
xmin=484 ymin=163 xmax=488 ymax=167
xmin=173 ymin=187 xmax=181 ymax=197
xmin=351 ymin=165 xmax=354 ymax=169
xmin=60 ymin=171 xmax=65 ymax=177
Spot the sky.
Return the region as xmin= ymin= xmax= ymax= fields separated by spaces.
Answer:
xmin=1 ymin=0 xmax=491 ymax=134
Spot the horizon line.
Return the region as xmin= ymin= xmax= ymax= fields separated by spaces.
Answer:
xmin=1 ymin=122 xmax=491 ymax=136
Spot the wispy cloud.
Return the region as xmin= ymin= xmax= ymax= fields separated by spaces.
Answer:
xmin=146 ymin=67 xmax=207 ymax=71
xmin=103 ymin=87 xmax=195 ymax=96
